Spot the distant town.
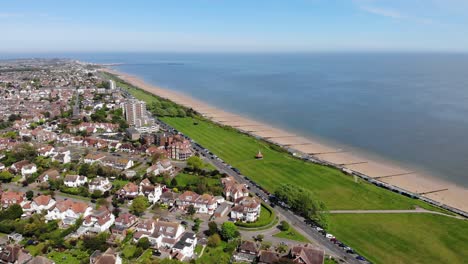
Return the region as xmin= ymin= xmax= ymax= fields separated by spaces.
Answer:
xmin=0 ymin=59 xmax=332 ymax=264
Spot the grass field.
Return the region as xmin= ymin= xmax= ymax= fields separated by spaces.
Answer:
xmin=174 ymin=173 xmax=220 ymax=187
xmin=161 ymin=117 xmax=436 ymax=211
xmin=328 ymin=214 xmax=468 ymax=264
xmin=273 ymin=226 xmax=310 ymax=242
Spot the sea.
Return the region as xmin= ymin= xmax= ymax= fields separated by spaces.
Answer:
xmin=2 ymin=52 xmax=468 ymax=188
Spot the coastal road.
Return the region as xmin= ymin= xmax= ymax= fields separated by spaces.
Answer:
xmin=155 ymin=120 xmax=363 ymax=263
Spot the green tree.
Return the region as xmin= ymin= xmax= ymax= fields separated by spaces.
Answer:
xmin=26 ymin=190 xmax=34 ymax=200
xmin=186 ymin=156 xmax=204 ymax=171
xmin=220 ymin=222 xmax=239 ymax=241
xmin=279 ymin=221 xmax=290 ymax=231
xmin=82 ymin=233 xmax=109 ymax=252
xmin=187 ymin=204 xmax=196 ymax=216
xmin=207 ymin=233 xmax=221 ymax=248
xmin=207 ymin=221 xmax=218 ymax=236
xmin=130 ymin=196 xmax=149 ymax=215
xmin=0 ymin=171 xmax=14 ymax=182
xmin=137 ymin=237 xmax=150 ymax=250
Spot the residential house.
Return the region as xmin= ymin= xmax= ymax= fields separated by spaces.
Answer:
xmin=111 ymin=213 xmax=138 ymax=237
xmin=231 ymin=197 xmax=261 ymax=222
xmin=0 ymin=245 xmax=33 ymax=264
xmin=89 ymin=177 xmax=112 ymax=193
xmin=10 ymin=160 xmax=31 ymax=174
xmin=258 ymin=250 xmax=280 ymax=264
xmin=21 ymin=163 xmax=37 ymax=178
xmin=160 ymin=191 xmax=179 ymax=207
xmin=133 ymin=219 xmax=185 ymax=248
xmin=117 ymin=182 xmax=139 ymax=199
xmin=64 ymin=175 xmax=88 ymax=188
xmin=29 ymin=195 xmax=56 ymax=213
xmin=172 ymin=232 xmax=197 ymax=260
xmin=287 ymin=244 xmax=325 ymax=264
xmin=46 ymin=200 xmax=92 ymax=226
xmin=83 ymin=207 xmax=115 ymax=233
xmin=36 ymin=169 xmax=60 ymax=184
xmin=37 ymin=145 xmax=55 ymax=157
xmin=232 ymin=241 xmax=259 ymax=263
xmin=146 ymin=159 xmax=173 ymax=176
xmin=90 ymin=248 xmax=122 ymax=264
xmin=101 ymin=156 xmax=134 ymax=170
xmin=52 ymin=148 xmax=71 ymax=164
xmin=138 ymin=178 xmax=163 ymax=204
xmin=176 ymin=191 xmax=218 ymax=215
xmin=222 ymin=176 xmax=249 ymax=201
xmin=83 ymin=153 xmax=106 ymax=164
xmin=1 ymin=191 xmax=25 ymax=208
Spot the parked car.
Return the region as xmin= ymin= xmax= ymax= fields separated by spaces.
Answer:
xmin=356 ymin=256 xmax=366 ymax=261
xmin=325 ymin=233 xmax=335 ymax=239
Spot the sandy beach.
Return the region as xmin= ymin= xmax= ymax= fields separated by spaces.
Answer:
xmin=101 ymin=67 xmax=468 ymax=215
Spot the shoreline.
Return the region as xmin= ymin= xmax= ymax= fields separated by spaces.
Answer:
xmin=100 ymin=67 xmax=468 ymax=216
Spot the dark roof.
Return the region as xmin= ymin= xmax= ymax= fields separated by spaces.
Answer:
xmin=258 ymin=250 xmax=280 ymax=264
xmin=239 ymin=241 xmax=258 ymax=254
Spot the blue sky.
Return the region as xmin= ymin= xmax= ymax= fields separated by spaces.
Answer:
xmin=1 ymin=0 xmax=467 ymax=52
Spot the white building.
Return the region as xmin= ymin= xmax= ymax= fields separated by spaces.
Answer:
xmin=64 ymin=175 xmax=88 ymax=188
xmin=138 ymin=178 xmax=163 ymax=204
xmin=83 ymin=207 xmax=115 ymax=233
xmin=89 ymin=176 xmax=112 ymax=193
xmin=46 ymin=200 xmax=93 ymax=226
xmin=172 ymin=232 xmax=197 ymax=260
xmin=230 ymin=197 xmax=261 ymax=223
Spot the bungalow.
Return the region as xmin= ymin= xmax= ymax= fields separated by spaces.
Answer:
xmin=83 ymin=153 xmax=106 ymax=164
xmin=172 ymin=232 xmax=197 ymax=260
xmin=83 ymin=207 xmax=115 ymax=233
xmin=176 ymin=191 xmax=218 ymax=215
xmin=133 ymin=219 xmax=185 ymax=248
xmin=138 ymin=178 xmax=163 ymax=204
xmin=64 ymin=175 xmax=88 ymax=188
xmin=117 ymin=182 xmax=139 ymax=199
xmin=231 ymin=197 xmax=261 ymax=223
xmin=36 ymin=169 xmax=60 ymax=184
xmin=89 ymin=177 xmax=112 ymax=193
xmin=111 ymin=213 xmax=138 ymax=237
xmin=1 ymin=191 xmax=25 ymax=208
xmin=102 ymin=156 xmax=134 ymax=170
xmin=46 ymin=200 xmax=92 ymax=226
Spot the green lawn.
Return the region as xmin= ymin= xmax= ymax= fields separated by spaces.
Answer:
xmin=161 ymin=117 xmax=435 ymax=211
xmin=112 ymin=179 xmax=130 ymax=189
xmin=273 ymin=226 xmax=310 ymax=242
xmin=196 ymin=242 xmax=232 ymax=264
xmin=328 ymin=214 xmax=468 ymax=264
xmin=175 ymin=173 xmax=220 ymax=187
xmin=48 ymin=249 xmax=89 ymax=264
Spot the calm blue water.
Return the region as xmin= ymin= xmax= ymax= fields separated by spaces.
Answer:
xmin=2 ymin=52 xmax=468 ymax=187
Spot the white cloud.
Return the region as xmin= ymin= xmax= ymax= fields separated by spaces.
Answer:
xmin=360 ymin=6 xmax=402 ymax=19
